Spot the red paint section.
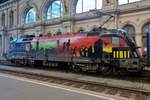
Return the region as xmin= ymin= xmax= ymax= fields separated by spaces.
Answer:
xmin=101 ymin=38 xmax=112 ymax=46
xmin=120 ymin=38 xmax=127 ymax=46
xmin=33 ymin=33 xmax=80 ymax=41
xmin=69 ymin=36 xmax=99 ymax=49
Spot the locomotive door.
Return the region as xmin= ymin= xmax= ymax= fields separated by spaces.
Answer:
xmin=87 ymin=39 xmax=102 ymax=59
xmin=94 ymin=39 xmax=103 ymax=59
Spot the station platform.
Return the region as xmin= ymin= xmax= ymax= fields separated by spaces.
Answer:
xmin=0 ymin=64 xmax=149 ymax=93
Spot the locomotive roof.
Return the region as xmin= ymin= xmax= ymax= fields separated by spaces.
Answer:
xmin=80 ymin=31 xmax=101 ymax=36
xmin=100 ymin=33 xmax=123 ymax=38
xmin=11 ymin=36 xmax=34 ymax=43
xmin=11 ymin=29 xmax=129 ymax=42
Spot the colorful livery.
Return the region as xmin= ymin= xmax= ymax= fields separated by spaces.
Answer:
xmin=6 ymin=29 xmax=142 ymax=75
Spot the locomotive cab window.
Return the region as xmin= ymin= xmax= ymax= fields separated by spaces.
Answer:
xmin=112 ymin=37 xmax=119 ymax=45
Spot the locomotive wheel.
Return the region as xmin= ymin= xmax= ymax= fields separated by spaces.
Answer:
xmin=72 ymin=64 xmax=82 ymax=73
xmin=98 ymin=65 xmax=112 ymax=75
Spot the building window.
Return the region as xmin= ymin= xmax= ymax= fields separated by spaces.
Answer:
xmin=1 ymin=13 xmax=5 ymax=26
xmin=9 ymin=11 xmax=14 ymax=28
xmin=78 ymin=27 xmax=85 ymax=32
xmin=47 ymin=0 xmax=64 ymax=20
xmin=76 ymin=0 xmax=102 ymax=14
xmin=25 ymin=8 xmax=36 ymax=24
xmin=119 ymin=0 xmax=142 ymax=5
xmin=123 ymin=24 xmax=135 ymax=36
xmin=122 ymin=24 xmax=135 ymax=41
xmin=123 ymin=25 xmax=135 ymax=34
xmin=143 ymin=23 xmax=150 ymax=53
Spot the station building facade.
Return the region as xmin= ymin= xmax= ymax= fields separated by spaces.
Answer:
xmin=0 ymin=0 xmax=149 ymax=57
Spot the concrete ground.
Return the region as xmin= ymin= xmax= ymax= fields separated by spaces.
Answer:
xmin=0 ymin=73 xmax=127 ymax=100
xmin=0 ymin=65 xmax=149 ymax=93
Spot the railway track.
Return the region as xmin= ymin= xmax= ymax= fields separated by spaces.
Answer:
xmin=1 ymin=60 xmax=150 ymax=83
xmin=0 ymin=61 xmax=150 ymax=100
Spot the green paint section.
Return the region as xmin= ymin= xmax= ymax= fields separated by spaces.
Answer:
xmin=39 ymin=41 xmax=57 ymax=49
xmin=31 ymin=41 xmax=57 ymax=50
xmin=31 ymin=42 xmax=36 ymax=49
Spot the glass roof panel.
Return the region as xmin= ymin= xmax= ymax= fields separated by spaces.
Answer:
xmin=0 ymin=0 xmax=9 ymax=4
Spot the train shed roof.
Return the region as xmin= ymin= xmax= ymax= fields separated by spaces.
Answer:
xmin=0 ymin=0 xmax=9 ymax=4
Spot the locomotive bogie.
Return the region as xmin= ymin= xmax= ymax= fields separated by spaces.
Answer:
xmin=43 ymin=61 xmax=59 ymax=67
xmin=72 ymin=63 xmax=99 ymax=72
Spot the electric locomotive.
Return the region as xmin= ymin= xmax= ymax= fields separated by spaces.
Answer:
xmin=6 ymin=29 xmax=143 ymax=75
